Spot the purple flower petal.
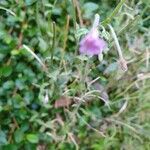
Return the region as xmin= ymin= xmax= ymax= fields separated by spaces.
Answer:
xmin=79 ymin=28 xmax=106 ymax=56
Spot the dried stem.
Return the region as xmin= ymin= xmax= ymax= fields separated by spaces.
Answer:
xmin=73 ymin=0 xmax=83 ymax=27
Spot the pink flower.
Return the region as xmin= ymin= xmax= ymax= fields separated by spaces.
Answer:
xmin=79 ymin=14 xmax=106 ymax=56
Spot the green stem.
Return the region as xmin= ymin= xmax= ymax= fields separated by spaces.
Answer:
xmin=71 ymin=0 xmax=77 ymax=29
xmin=83 ymin=59 xmax=90 ymax=80
xmin=72 ymin=0 xmax=79 ymax=55
xmin=102 ymin=0 xmax=126 ymax=27
xmin=51 ymin=22 xmax=56 ymax=65
xmin=82 ymin=58 xmax=91 ymax=92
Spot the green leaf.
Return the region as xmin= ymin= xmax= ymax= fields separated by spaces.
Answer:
xmin=76 ymin=55 xmax=89 ymax=61
xmin=0 ymin=131 xmax=7 ymax=145
xmin=83 ymin=2 xmax=99 ymax=12
xmin=75 ymin=27 xmax=89 ymax=40
xmin=52 ymin=8 xmax=62 ymax=15
xmin=24 ymin=143 xmax=36 ymax=150
xmin=26 ymin=134 xmax=39 ymax=143
xmin=24 ymin=91 xmax=34 ymax=104
xmin=15 ymin=79 xmax=25 ymax=90
xmin=38 ymin=37 xmax=48 ymax=52
xmin=83 ymin=2 xmax=99 ymax=18
xmin=12 ymin=94 xmax=25 ymax=108
xmin=14 ymin=129 xmax=24 ymax=143
xmin=3 ymin=34 xmax=12 ymax=44
xmin=104 ymin=62 xmax=118 ymax=74
xmin=11 ymin=49 xmax=20 ymax=55
xmin=25 ymin=0 xmax=37 ymax=6
xmin=3 ymin=81 xmax=14 ymax=90
xmin=0 ymin=66 xmax=12 ymax=77
xmin=142 ymin=0 xmax=150 ymax=4
xmin=0 ymin=106 xmax=2 ymax=112
xmin=3 ymin=144 xmax=18 ymax=150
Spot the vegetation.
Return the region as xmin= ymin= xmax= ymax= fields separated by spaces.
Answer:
xmin=0 ymin=0 xmax=149 ymax=149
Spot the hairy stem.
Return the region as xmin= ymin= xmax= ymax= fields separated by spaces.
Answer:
xmin=108 ymin=24 xmax=128 ymax=71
